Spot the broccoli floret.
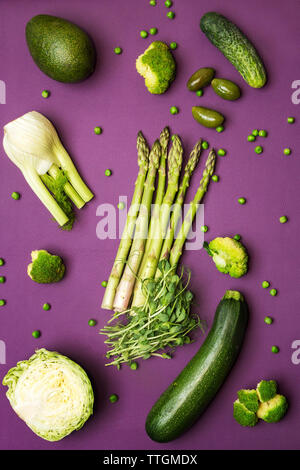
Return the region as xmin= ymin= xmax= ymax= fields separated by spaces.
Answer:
xmin=27 ymin=250 xmax=65 ymax=283
xmin=203 ymin=237 xmax=248 ymax=278
xmin=233 ymin=400 xmax=258 ymax=427
xmin=237 ymin=389 xmax=259 ymax=412
xmin=257 ymin=394 xmax=288 ymax=423
xmin=256 ymin=380 xmax=277 ymax=402
xmin=136 ymin=41 xmax=176 ymax=94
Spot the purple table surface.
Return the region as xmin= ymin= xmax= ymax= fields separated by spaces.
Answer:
xmin=0 ymin=0 xmax=300 ymax=451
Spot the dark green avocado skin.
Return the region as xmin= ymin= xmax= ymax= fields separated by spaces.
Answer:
xmin=26 ymin=14 xmax=96 ymax=83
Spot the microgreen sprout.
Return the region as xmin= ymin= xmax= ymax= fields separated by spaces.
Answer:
xmin=100 ymin=260 xmax=202 ymax=367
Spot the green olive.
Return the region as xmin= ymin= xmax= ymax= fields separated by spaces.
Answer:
xmin=211 ymin=78 xmax=241 ymax=100
xmin=187 ymin=67 xmax=215 ymax=91
xmin=192 ymin=106 xmax=225 ymax=128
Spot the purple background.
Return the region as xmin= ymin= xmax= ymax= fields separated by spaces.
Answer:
xmin=0 ymin=0 xmax=299 ymax=451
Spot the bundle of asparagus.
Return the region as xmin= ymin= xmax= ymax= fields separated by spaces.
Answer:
xmin=101 ymin=127 xmax=216 ymax=367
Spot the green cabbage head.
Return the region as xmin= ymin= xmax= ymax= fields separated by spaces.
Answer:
xmin=2 ymin=348 xmax=94 ymax=441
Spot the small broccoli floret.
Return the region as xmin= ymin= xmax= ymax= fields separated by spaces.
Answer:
xmin=237 ymin=389 xmax=259 ymax=412
xmin=256 ymin=380 xmax=277 ymax=402
xmin=27 ymin=250 xmax=65 ymax=283
xmin=203 ymin=237 xmax=248 ymax=278
xmin=233 ymin=400 xmax=258 ymax=427
xmin=136 ymin=41 xmax=176 ymax=94
xmin=257 ymin=394 xmax=288 ymax=423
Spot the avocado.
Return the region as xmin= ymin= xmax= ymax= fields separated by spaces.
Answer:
xmin=26 ymin=14 xmax=96 ymax=83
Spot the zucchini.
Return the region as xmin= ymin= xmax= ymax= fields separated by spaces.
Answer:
xmin=200 ymin=12 xmax=266 ymax=88
xmin=145 ymin=290 xmax=248 ymax=442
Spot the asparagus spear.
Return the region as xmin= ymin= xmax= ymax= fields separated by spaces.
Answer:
xmin=132 ymin=135 xmax=183 ymax=307
xmin=113 ymin=140 xmax=161 ymax=312
xmin=137 ymin=127 xmax=169 ymax=277
xmin=159 ymin=139 xmax=202 ymax=262
xmin=169 ymin=149 xmax=216 ymax=267
xmin=101 ymin=132 xmax=150 ymax=310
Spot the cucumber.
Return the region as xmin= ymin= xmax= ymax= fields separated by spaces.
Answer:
xmin=200 ymin=12 xmax=266 ymax=88
xmin=145 ymin=290 xmax=248 ymax=442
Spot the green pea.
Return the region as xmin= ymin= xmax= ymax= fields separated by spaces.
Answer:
xmin=118 ymin=202 xmax=125 ymax=210
xmin=0 ymin=299 xmax=6 ymax=307
xmin=217 ymin=148 xmax=226 ymax=156
xmin=0 ymin=258 xmax=5 ymax=266
xmin=283 ymin=148 xmax=291 ymax=155
xmin=32 ymin=330 xmax=41 ymax=339
xmin=216 ymin=126 xmax=224 ymax=133
xmin=105 ymin=169 xmax=112 ymax=176
xmin=140 ymin=30 xmax=148 ymax=38
xmin=201 ymin=141 xmax=209 ymax=149
xmin=196 ymin=89 xmax=203 ymax=97
xmin=169 ymin=42 xmax=177 ymax=50
xmin=109 ymin=394 xmax=119 ymax=403
xmin=0 ymin=276 xmax=5 ymax=283
xmin=279 ymin=216 xmax=288 ymax=224
xmin=94 ymin=127 xmax=102 ymax=135
xmin=166 ymin=11 xmax=175 ymax=19
xmin=165 ymin=0 xmax=172 ymax=6
xmin=262 ymin=281 xmax=270 ymax=289
xmin=88 ymin=319 xmax=97 ymax=327
xmin=101 ymin=280 xmax=108 ymax=287
xmin=287 ymin=117 xmax=295 ymax=123
xmin=233 ymin=234 xmax=241 ymax=241
xmin=200 ymin=225 xmax=208 ymax=233
xmin=247 ymin=135 xmax=256 ymax=142
xmin=130 ymin=362 xmax=138 ymax=370
xmin=43 ymin=303 xmax=51 ymax=311
xmin=252 ymin=129 xmax=259 ymax=136
xmin=238 ymin=197 xmax=246 ymax=205
xmin=11 ymin=192 xmax=20 ymax=200
xmin=149 ymin=28 xmax=158 ymax=35
xmin=271 ymin=345 xmax=279 ymax=354
xmin=149 ymin=0 xmax=156 ymax=5
xmin=255 ymin=146 xmax=263 ymax=154
xmin=212 ymin=174 xmax=219 ymax=182
xmin=270 ymin=289 xmax=277 ymax=296
xmin=259 ymin=130 xmax=267 ymax=137
xmin=114 ymin=47 xmax=122 ymax=55
xmin=170 ymin=106 xmax=179 ymax=115
xmin=264 ymin=316 xmax=273 ymax=325
xmin=41 ymin=90 xmax=50 ymax=98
